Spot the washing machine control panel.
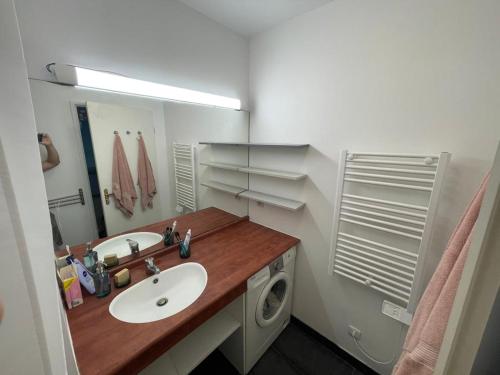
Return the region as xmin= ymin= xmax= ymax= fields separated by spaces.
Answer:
xmin=283 ymin=247 xmax=296 ymax=266
xmin=269 ymin=257 xmax=284 ymax=276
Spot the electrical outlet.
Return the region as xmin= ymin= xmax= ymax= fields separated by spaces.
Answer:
xmin=348 ymin=325 xmax=361 ymax=339
xmin=382 ymin=300 xmax=413 ymax=325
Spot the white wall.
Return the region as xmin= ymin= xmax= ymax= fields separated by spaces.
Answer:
xmin=164 ymin=102 xmax=250 ymax=217
xmin=0 ymin=0 xmax=69 ymax=373
xmin=0 ymin=149 xmax=45 ymax=375
xmin=14 ymin=0 xmax=249 ymax=108
xmin=249 ymin=0 xmax=500 ymax=373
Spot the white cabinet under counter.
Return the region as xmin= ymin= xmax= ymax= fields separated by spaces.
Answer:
xmin=141 ymin=296 xmax=244 ymax=375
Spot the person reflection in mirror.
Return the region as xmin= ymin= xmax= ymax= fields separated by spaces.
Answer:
xmin=39 ymin=133 xmax=63 ymax=249
xmin=39 ymin=133 xmax=60 ymax=171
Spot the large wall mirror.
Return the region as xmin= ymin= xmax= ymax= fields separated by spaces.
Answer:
xmin=30 ymin=79 xmax=249 ymax=265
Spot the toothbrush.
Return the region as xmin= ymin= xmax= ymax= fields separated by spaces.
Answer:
xmin=183 ymin=229 xmax=191 ymax=248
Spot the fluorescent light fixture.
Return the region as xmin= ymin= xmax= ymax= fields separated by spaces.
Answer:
xmin=52 ymin=64 xmax=241 ymax=110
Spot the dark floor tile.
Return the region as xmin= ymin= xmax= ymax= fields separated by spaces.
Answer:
xmin=290 ymin=318 xmax=380 ymax=375
xmin=353 ymin=369 xmax=379 ymax=375
xmin=273 ymin=323 xmax=353 ymax=375
xmin=312 ymin=347 xmax=354 ymax=375
xmin=190 ymin=349 xmax=239 ymax=375
xmin=249 ymin=347 xmax=301 ymax=375
xmin=191 ymin=320 xmax=377 ymax=375
xmin=272 ymin=324 xmax=317 ymax=371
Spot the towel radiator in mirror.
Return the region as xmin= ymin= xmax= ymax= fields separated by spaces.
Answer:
xmin=48 ymin=188 xmax=85 ymax=209
xmin=173 ymin=143 xmax=197 ymax=212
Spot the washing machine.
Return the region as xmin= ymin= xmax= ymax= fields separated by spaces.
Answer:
xmin=245 ymin=246 xmax=296 ymax=372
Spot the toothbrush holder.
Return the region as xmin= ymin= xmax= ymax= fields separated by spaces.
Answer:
xmin=164 ymin=231 xmax=175 ymax=246
xmin=179 ymin=242 xmax=190 ymax=259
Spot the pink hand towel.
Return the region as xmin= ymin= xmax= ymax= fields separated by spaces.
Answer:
xmin=112 ymin=134 xmax=137 ymax=217
xmin=393 ymin=174 xmax=490 ymax=375
xmin=137 ymin=135 xmax=156 ymax=209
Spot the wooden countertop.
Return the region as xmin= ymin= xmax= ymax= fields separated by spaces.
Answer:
xmin=61 ymin=207 xmax=245 ymax=269
xmin=67 ymin=219 xmax=299 ymax=374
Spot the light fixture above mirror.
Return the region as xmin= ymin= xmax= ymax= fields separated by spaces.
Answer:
xmin=48 ymin=63 xmax=241 ymax=110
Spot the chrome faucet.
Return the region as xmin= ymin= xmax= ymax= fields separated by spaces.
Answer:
xmin=145 ymin=257 xmax=160 ymax=275
xmin=127 ymin=239 xmax=140 ymax=255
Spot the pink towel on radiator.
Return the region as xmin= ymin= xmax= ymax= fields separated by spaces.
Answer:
xmin=393 ymin=174 xmax=490 ymax=375
xmin=137 ymin=135 xmax=156 ymax=209
xmin=112 ymin=134 xmax=137 ymax=216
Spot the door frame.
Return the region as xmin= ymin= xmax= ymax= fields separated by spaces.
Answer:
xmin=435 ymin=142 xmax=500 ymax=374
xmin=69 ymin=101 xmax=100 ymax=238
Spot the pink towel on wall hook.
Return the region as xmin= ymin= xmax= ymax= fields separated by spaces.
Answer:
xmin=112 ymin=134 xmax=137 ymax=216
xmin=137 ymin=135 xmax=156 ymax=209
xmin=393 ymin=173 xmax=490 ymax=375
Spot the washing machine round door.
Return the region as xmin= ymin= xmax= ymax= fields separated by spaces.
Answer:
xmin=256 ymin=272 xmax=290 ymax=328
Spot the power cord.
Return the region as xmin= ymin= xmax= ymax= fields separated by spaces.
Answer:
xmin=352 ymin=323 xmax=404 ymax=365
xmin=353 ymin=335 xmax=396 ymax=365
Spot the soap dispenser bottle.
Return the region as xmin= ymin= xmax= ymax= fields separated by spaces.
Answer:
xmin=83 ymin=241 xmax=98 ymax=273
xmin=93 ymin=261 xmax=111 ymax=298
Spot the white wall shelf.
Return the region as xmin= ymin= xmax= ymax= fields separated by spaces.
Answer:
xmin=201 ymin=181 xmax=246 ymax=195
xmin=240 ymin=190 xmax=305 ymax=211
xmin=239 ymin=166 xmax=306 ymax=180
xmin=199 ymin=142 xmax=309 ymax=148
xmin=200 ymin=161 xmax=244 ymax=171
xmin=201 ymin=161 xmax=307 ymax=180
xmin=201 ymin=182 xmax=305 ymax=211
xmin=200 ymin=141 xmax=307 ymax=211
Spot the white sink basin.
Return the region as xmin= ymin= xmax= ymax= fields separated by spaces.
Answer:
xmin=109 ymin=262 xmax=208 ymax=323
xmin=94 ymin=232 xmax=163 ymax=261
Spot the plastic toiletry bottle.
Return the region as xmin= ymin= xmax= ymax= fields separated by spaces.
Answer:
xmin=83 ymin=241 xmax=98 ymax=273
xmin=93 ymin=261 xmax=111 ymax=298
xmin=68 ymin=257 xmax=96 ymax=294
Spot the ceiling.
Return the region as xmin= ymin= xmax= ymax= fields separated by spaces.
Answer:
xmin=178 ymin=0 xmax=333 ymax=37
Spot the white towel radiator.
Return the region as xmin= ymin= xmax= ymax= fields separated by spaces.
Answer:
xmin=329 ymin=151 xmax=450 ymax=314
xmin=173 ymin=143 xmax=197 ymax=212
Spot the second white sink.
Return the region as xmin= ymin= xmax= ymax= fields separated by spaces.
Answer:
xmin=109 ymin=262 xmax=208 ymax=323
xmin=94 ymin=232 xmax=163 ymax=261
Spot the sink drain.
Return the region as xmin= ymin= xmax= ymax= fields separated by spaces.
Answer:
xmin=156 ymin=297 xmax=168 ymax=307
